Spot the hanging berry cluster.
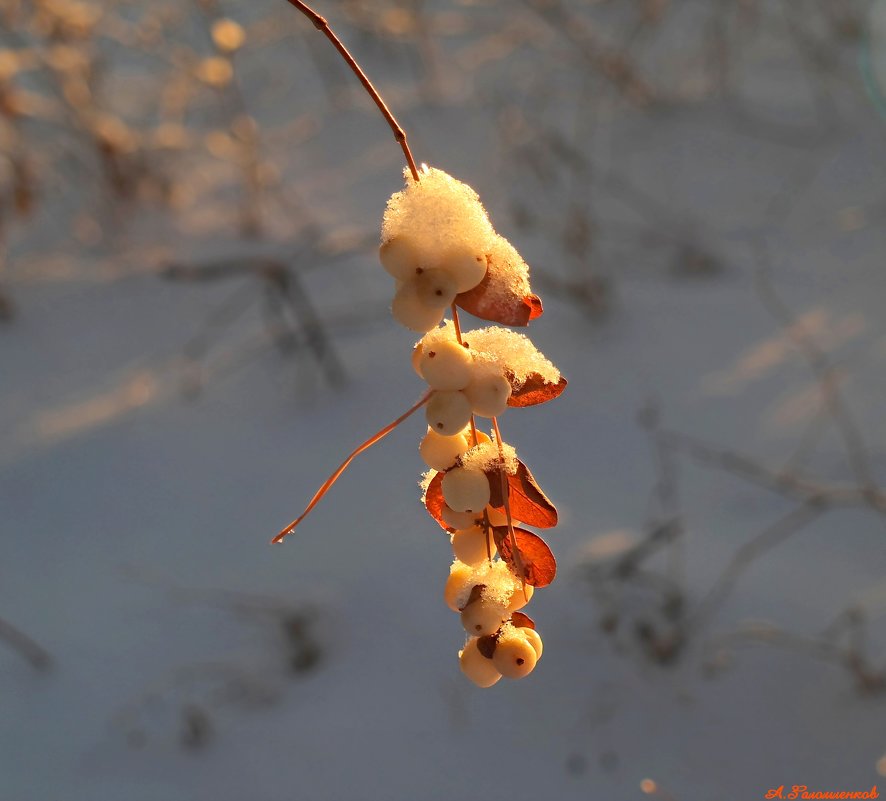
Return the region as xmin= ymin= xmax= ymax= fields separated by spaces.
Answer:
xmin=274 ymin=166 xmax=566 ymax=689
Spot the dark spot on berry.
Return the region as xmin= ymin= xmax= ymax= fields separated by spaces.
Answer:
xmin=415 ymin=267 xmax=424 ymax=274
xmin=436 ymin=423 xmax=443 ymax=430
xmin=428 ymin=351 xmax=436 ymax=358
xmin=475 ymin=625 xmax=482 ymax=631
xmin=516 ymin=658 xmax=524 ymax=665
xmin=434 ymin=290 xmax=442 ymax=296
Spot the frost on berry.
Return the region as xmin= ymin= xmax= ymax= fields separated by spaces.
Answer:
xmin=459 ymin=440 xmax=518 ymax=476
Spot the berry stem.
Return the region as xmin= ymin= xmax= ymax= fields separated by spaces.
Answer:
xmin=450 ymin=303 xmax=480 ymax=446
xmin=282 ymin=0 xmax=420 ymax=181
xmin=492 ymin=416 xmax=527 ymax=593
xmin=273 ymin=390 xmax=433 ymax=543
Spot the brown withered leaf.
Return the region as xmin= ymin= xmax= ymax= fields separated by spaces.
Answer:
xmin=476 ymin=634 xmax=498 ymax=659
xmin=510 ymin=611 xmax=536 ymax=629
xmin=486 ymin=460 xmax=557 ymax=528
xmin=493 ymin=526 xmax=557 ymax=587
xmin=423 ymin=471 xmax=450 ymax=532
xmin=507 ymin=373 xmax=568 ymax=408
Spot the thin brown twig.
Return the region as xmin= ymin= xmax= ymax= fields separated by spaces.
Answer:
xmin=492 ymin=416 xmax=526 ymax=596
xmin=282 ymin=0 xmax=420 ymax=181
xmin=273 ymin=390 xmax=432 ymax=543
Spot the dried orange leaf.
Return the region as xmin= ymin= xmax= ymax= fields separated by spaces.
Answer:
xmin=424 ymin=471 xmax=450 ymax=531
xmin=507 ymin=373 xmax=568 ymax=407
xmin=493 ymin=459 xmax=558 ymax=528
xmin=511 ymin=611 xmax=536 ymax=629
xmin=494 ymin=526 xmax=557 ymax=587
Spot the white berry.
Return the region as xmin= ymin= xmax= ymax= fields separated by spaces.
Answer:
xmin=451 ymin=525 xmax=495 ymax=565
xmin=439 ymin=243 xmax=487 ymax=293
xmin=425 ymin=390 xmax=472 ymax=436
xmin=459 ymin=638 xmax=501 ymax=688
xmin=419 ymin=340 xmax=473 ymax=391
xmin=391 ymin=280 xmax=444 ymax=332
xmin=441 ymin=505 xmax=482 ymax=530
xmin=442 ymin=467 xmax=491 ymax=513
xmin=419 ymin=427 xmax=469 ymax=471
xmin=464 ymin=369 xmax=512 ymax=417
xmin=379 ymin=235 xmax=424 ymax=281
xmin=521 ymin=627 xmax=543 ymax=659
xmin=461 ymin=598 xmax=507 ymax=637
xmin=506 ymin=582 xmax=534 ymax=611
xmin=492 ymin=632 xmax=538 ymax=679
xmin=414 ymin=268 xmax=458 ymax=310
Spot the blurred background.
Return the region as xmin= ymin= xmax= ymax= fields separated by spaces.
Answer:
xmin=1 ymin=0 xmax=886 ymax=798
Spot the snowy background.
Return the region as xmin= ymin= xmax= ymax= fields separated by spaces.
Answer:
xmin=1 ymin=1 xmax=886 ymax=799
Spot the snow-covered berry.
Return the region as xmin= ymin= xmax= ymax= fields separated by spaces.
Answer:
xmin=493 ymin=631 xmax=538 ymax=679
xmin=392 ymin=280 xmax=444 ymax=332
xmin=442 ymin=466 xmax=491 ymax=513
xmin=439 ymin=243 xmax=487 ymax=293
xmin=425 ymin=390 xmax=472 ymax=436
xmin=419 ymin=427 xmax=470 ymax=471
xmin=459 ymin=638 xmax=501 ymax=688
xmin=461 ymin=598 xmax=507 ymax=637
xmin=451 ymin=525 xmax=495 ymax=565
xmin=419 ymin=340 xmax=473 ymax=391
xmin=379 ymin=235 xmax=424 ymax=281
xmin=464 ymin=369 xmax=512 ymax=417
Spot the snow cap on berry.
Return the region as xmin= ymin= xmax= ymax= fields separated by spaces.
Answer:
xmin=381 ymin=167 xmax=496 ymax=266
xmin=458 ymin=440 xmax=518 ymax=475
xmin=420 ymin=321 xmax=560 ymax=390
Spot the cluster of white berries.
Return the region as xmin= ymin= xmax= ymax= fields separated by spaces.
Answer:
xmin=377 ymin=165 xmax=562 ymax=687
xmin=382 ymin=237 xmax=487 ymax=333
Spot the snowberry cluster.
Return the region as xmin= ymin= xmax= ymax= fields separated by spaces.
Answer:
xmin=379 ymin=166 xmax=565 ymax=688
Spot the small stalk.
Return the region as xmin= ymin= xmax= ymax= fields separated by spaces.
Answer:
xmin=282 ymin=0 xmax=420 ymax=181
xmin=273 ymin=391 xmax=432 ymax=542
xmin=492 ymin=416 xmax=527 ymax=596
